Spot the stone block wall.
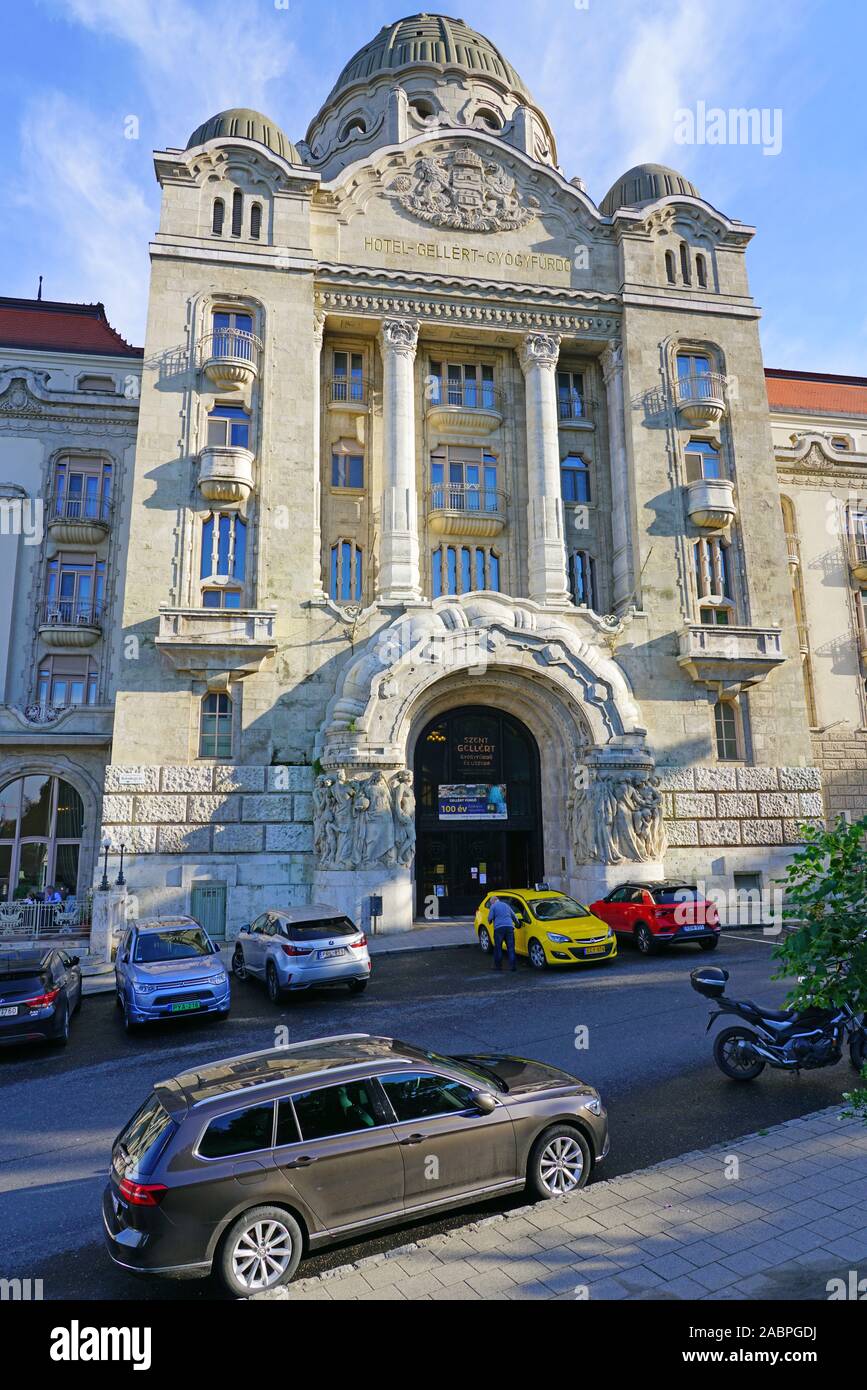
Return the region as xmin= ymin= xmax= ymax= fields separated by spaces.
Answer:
xmin=811 ymin=733 xmax=867 ymax=823
xmin=657 ymin=765 xmax=824 ymax=848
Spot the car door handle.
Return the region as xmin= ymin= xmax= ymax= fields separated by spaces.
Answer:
xmin=399 ymin=1133 xmax=426 ymax=1145
xmin=283 ymin=1155 xmax=318 ymax=1168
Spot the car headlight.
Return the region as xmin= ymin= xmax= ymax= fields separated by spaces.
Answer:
xmin=135 ymin=982 xmax=159 ymax=995
xmin=546 ymin=932 xmax=571 ymax=943
xmin=582 ymin=1096 xmax=603 ymax=1116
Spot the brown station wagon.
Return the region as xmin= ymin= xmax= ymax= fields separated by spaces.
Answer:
xmin=103 ymin=1033 xmax=609 ymax=1296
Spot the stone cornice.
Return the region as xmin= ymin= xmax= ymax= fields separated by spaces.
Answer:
xmin=0 ymin=368 xmax=139 ymax=430
xmin=775 ymin=431 xmax=867 ymax=479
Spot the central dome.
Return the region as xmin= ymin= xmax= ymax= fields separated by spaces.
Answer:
xmin=324 ymin=13 xmax=533 ymax=105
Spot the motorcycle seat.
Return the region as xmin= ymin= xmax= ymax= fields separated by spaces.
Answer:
xmin=740 ymin=999 xmax=795 ymax=1022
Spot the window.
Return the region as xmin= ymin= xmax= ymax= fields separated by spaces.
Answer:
xmin=293 ymin=1080 xmax=381 ymax=1139
xmin=339 ymin=117 xmax=366 ymax=141
xmin=665 ymin=249 xmax=676 ymax=284
xmin=684 ymin=439 xmax=722 ymax=482
xmin=211 ymin=309 xmax=254 ymax=360
xmin=199 ymin=693 xmax=233 ymax=758
xmin=332 ymin=351 xmax=365 ymax=403
xmin=557 ymin=370 xmax=586 ymax=420
xmin=330 ymin=540 xmax=363 ymax=603
xmin=331 ymin=451 xmax=364 ymax=489
xmin=207 ymin=404 xmax=251 ymax=450
xmin=676 ymin=351 xmax=716 ymax=402
xmin=430 ymin=446 xmax=498 ymax=511
xmin=201 ymin=512 xmax=246 ymax=607
xmin=696 ymin=253 xmax=707 ymax=288
xmin=249 ymin=203 xmax=262 ymax=240
xmin=409 ymin=97 xmax=435 ymax=119
xmin=694 ymin=535 xmax=734 ymax=621
xmin=77 ymin=374 xmax=116 ymax=394
xmin=432 ymin=545 xmax=499 ymax=597
xmin=429 ymin=361 xmax=495 ymax=410
xmin=44 ymin=554 xmax=105 ymax=624
xmin=714 ymin=699 xmax=741 ymax=761
xmin=568 ymin=551 xmax=597 ymax=609
xmin=212 ymin=198 xmax=224 ymax=236
xmin=679 ymin=242 xmax=691 ymax=284
xmin=379 ymin=1072 xmax=477 ymax=1122
xmin=231 ymin=189 xmax=243 ymax=238
xmin=198 ymin=1102 xmax=274 ymax=1158
xmin=37 ymin=656 xmax=98 ymax=710
xmin=849 ymin=508 xmax=867 ymax=566
xmin=53 ymin=457 xmax=112 ymax=523
xmin=560 ymin=454 xmax=591 ymax=503
xmin=0 ymin=775 xmax=84 ymax=902
xmin=475 ymin=107 xmax=502 ymax=131
xmin=832 ymin=436 xmax=852 ymax=452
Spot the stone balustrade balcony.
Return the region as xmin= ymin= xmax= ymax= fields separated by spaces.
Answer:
xmin=155 ymin=607 xmax=277 ymax=680
xmin=38 ymin=600 xmax=103 ymax=649
xmin=199 ymin=328 xmax=262 ymax=393
xmin=197 ymin=445 xmax=255 ymax=504
xmin=674 ymin=372 xmax=728 ymax=428
xmin=686 ymin=476 xmax=736 ymax=529
xmin=678 ymin=622 xmax=785 ymax=691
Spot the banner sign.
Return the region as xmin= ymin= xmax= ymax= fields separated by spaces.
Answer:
xmin=438 ymin=783 xmax=507 ymax=820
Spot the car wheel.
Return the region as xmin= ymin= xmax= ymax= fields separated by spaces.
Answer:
xmin=526 ymin=1125 xmax=591 ymax=1200
xmin=232 ymin=947 xmax=247 ymax=981
xmin=347 ymin=979 xmax=368 ymax=994
xmin=122 ymin=996 xmax=140 ymax=1034
xmin=634 ymin=923 xmax=658 ymax=955
xmin=50 ymin=1000 xmax=70 ymax=1047
xmin=266 ymin=961 xmax=284 ymax=1004
xmin=713 ymin=1026 xmax=765 ymax=1081
xmin=699 ymin=935 xmax=720 ymax=952
xmin=527 ymin=938 xmax=547 ymax=970
xmin=478 ymin=926 xmax=492 ymax=953
xmin=218 ymin=1205 xmax=303 ymax=1298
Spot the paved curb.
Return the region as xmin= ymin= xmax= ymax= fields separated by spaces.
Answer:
xmin=253 ymin=1105 xmax=867 ymax=1301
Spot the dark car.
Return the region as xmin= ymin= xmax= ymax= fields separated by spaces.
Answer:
xmin=588 ymin=880 xmax=721 ymax=954
xmin=103 ymin=1033 xmax=609 ymax=1296
xmin=0 ymin=948 xmax=82 ymax=1047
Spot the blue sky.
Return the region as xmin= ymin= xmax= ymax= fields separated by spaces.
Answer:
xmin=2 ymin=0 xmax=864 ymax=372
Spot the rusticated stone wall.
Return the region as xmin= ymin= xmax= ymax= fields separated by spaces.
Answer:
xmin=658 ymin=764 xmax=824 ymax=848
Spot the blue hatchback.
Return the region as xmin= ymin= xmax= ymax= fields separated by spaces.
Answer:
xmin=115 ymin=917 xmax=230 ymax=1032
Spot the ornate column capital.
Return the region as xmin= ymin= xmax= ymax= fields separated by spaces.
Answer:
xmin=517 ymin=331 xmax=560 ymax=375
xmin=378 ymin=317 xmax=420 ymax=359
xmin=601 ymin=339 xmax=624 ymax=385
xmin=312 ymin=308 xmax=326 ymax=351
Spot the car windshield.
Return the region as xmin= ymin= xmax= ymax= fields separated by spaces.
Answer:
xmin=529 ymin=897 xmax=590 ymax=921
xmin=286 ymin=916 xmax=358 ymax=940
xmin=134 ymin=928 xmax=212 ymax=963
xmin=654 ymin=887 xmax=698 ymax=904
xmin=422 ymin=1048 xmax=507 ymax=1093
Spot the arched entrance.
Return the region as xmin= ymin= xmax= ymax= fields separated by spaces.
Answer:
xmin=414 ymin=705 xmax=543 ymax=916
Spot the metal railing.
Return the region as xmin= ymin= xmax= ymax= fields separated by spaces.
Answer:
xmin=199 ymin=328 xmax=262 ymax=366
xmin=674 ymin=372 xmax=728 ymax=406
xmin=428 ymin=482 xmax=507 ymax=514
xmin=0 ymin=900 xmax=90 ymax=938
xmin=847 ymin=536 xmax=867 ymax=569
xmin=428 ymin=381 xmax=503 ymax=412
xmin=49 ymin=493 xmax=112 ymax=524
xmin=329 ymin=375 xmax=370 ymax=406
xmin=39 ymin=599 xmax=103 ymax=628
xmin=557 ymin=392 xmax=595 ymax=423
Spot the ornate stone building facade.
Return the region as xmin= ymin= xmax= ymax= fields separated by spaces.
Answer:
xmin=80 ymin=13 xmax=844 ymax=936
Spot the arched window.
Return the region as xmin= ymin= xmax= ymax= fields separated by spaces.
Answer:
xmin=568 ymin=551 xmax=597 ymax=609
xmin=665 ymin=249 xmax=676 ymax=284
xmin=0 ymin=775 xmax=84 ymax=901
xmin=199 ymin=693 xmax=233 ymax=759
xmin=409 ymin=97 xmax=435 ymax=119
xmin=231 ymin=189 xmax=243 ymax=238
xmin=339 ymin=117 xmax=366 ymax=140
xmin=696 ymin=253 xmax=707 ymax=288
xmin=431 ymin=546 xmax=499 ymax=597
xmin=250 ymin=203 xmax=262 ymax=240
xmin=560 ymin=454 xmax=591 ymax=504
xmin=475 ymin=107 xmax=502 ymax=131
xmin=330 ymin=539 xmax=363 ymax=602
xmin=212 ymin=198 xmax=224 ymax=235
xmin=679 ymin=242 xmax=691 ymax=284
xmin=201 ymin=512 xmax=246 ymax=608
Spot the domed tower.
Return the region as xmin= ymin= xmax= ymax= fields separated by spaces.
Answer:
xmin=301 ymin=13 xmax=557 ymax=178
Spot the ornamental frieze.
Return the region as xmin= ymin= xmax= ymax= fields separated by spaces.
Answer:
xmin=390 ymin=148 xmax=539 ymax=233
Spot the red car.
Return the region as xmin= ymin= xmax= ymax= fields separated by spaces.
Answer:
xmin=587 ymin=881 xmax=720 ymax=956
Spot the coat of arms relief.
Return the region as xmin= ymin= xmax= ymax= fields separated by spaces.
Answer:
xmin=390 ymin=148 xmax=539 ymax=232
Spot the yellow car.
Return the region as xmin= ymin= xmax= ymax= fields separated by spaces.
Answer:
xmin=474 ymin=890 xmax=618 ymax=969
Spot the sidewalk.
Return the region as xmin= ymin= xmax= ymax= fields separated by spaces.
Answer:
xmin=256 ymin=1107 xmax=867 ymax=1301
xmin=367 ymin=920 xmax=473 ymax=956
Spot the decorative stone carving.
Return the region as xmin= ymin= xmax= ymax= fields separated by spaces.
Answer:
xmin=378 ymin=317 xmax=419 ymax=357
xmin=392 ymin=148 xmax=538 ymax=232
xmin=517 ymin=331 xmax=560 ymax=374
xmin=313 ymin=767 xmax=416 ymax=870
xmin=570 ymin=766 xmax=667 ymax=865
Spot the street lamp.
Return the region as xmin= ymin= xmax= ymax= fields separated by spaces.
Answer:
xmin=99 ymin=836 xmax=111 ymax=891
xmin=115 ymin=842 xmax=126 ymax=888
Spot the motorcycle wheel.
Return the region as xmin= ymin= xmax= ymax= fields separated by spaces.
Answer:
xmin=849 ymin=1030 xmax=867 ymax=1074
xmin=713 ymin=1026 xmax=766 ymax=1081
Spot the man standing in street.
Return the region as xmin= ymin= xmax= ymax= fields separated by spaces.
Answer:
xmin=487 ymin=895 xmax=517 ymax=973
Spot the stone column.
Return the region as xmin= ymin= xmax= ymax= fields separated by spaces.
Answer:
xmin=377 ymin=318 xmax=421 ymax=602
xmin=517 ymin=332 xmax=570 ymax=605
xmin=311 ymin=309 xmax=327 ymax=599
xmin=602 ymin=340 xmax=636 ymax=611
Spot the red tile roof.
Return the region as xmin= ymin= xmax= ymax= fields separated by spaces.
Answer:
xmin=0 ymin=296 xmax=142 ymax=357
xmin=765 ymin=368 xmax=867 ymax=418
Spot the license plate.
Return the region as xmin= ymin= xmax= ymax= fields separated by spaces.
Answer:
xmin=319 ymin=948 xmax=346 ymax=959
xmin=584 ymin=945 xmax=606 ymax=955
xmin=683 ymin=925 xmax=703 ymax=932
xmin=170 ymin=1000 xmax=201 ymax=1013
xmin=0 ymin=1006 xmax=17 ymax=1016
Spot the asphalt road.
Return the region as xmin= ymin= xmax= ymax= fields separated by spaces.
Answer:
xmin=0 ymin=931 xmax=858 ymax=1300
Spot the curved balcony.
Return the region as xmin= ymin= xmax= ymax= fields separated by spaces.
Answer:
xmin=425 ymin=383 xmax=503 ymax=435
xmin=198 ymin=445 xmax=255 ymax=504
xmin=199 ymin=328 xmax=262 ymax=393
xmin=557 ymin=393 xmax=596 ymax=429
xmin=328 ymin=376 xmax=370 ymax=411
xmin=38 ymin=600 xmax=102 ymax=649
xmin=687 ymin=477 xmax=736 ymax=529
xmin=47 ymin=494 xmax=111 ymax=547
xmin=847 ymin=537 xmax=867 ymax=583
xmin=427 ymin=483 xmax=508 ymax=538
xmin=674 ymin=372 xmax=728 ymax=428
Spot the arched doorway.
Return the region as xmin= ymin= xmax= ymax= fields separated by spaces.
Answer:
xmin=0 ymin=774 xmax=85 ymax=901
xmin=413 ymin=706 xmax=543 ymax=916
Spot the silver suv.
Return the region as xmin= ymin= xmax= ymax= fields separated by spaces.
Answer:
xmin=232 ymin=905 xmax=371 ymax=1003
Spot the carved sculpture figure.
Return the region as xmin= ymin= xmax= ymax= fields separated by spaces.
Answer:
xmin=570 ymin=766 xmax=667 ymax=865
xmin=392 ymin=149 xmax=537 ymax=232
xmin=313 ymin=766 xmax=416 ymax=870
xmin=391 ymin=769 xmax=416 ymax=867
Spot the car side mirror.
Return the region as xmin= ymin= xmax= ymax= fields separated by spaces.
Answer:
xmin=472 ymin=1090 xmax=497 ymax=1115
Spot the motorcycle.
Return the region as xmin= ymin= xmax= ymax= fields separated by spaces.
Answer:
xmin=691 ymin=965 xmax=867 ymax=1082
